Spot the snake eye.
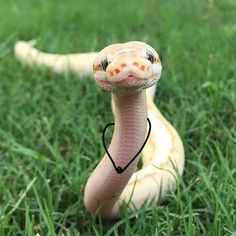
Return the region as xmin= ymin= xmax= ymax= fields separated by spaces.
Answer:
xmin=146 ymin=50 xmax=154 ymax=63
xmin=101 ymin=58 xmax=109 ymax=71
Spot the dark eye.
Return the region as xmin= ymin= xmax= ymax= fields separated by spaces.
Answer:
xmin=146 ymin=50 xmax=154 ymax=63
xmin=101 ymin=58 xmax=109 ymax=71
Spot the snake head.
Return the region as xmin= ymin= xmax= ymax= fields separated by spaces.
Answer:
xmin=93 ymin=41 xmax=162 ymax=93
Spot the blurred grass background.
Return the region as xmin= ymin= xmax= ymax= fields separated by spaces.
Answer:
xmin=0 ymin=0 xmax=235 ymax=235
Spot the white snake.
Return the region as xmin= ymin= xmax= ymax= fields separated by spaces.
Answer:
xmin=14 ymin=40 xmax=185 ymax=219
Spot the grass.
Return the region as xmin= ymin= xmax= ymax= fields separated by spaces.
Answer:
xmin=0 ymin=0 xmax=235 ymax=235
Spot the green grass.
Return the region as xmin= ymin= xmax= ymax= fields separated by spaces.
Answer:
xmin=0 ymin=0 xmax=235 ymax=235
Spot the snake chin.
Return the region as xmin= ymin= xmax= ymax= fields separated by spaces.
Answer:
xmin=96 ymin=73 xmax=160 ymax=94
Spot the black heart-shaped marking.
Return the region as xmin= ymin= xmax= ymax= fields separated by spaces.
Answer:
xmin=102 ymin=118 xmax=151 ymax=174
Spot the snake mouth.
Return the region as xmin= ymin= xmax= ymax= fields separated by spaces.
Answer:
xmin=96 ymin=73 xmax=160 ymax=94
xmin=118 ymin=75 xmax=144 ymax=86
xmin=127 ymin=75 xmax=138 ymax=84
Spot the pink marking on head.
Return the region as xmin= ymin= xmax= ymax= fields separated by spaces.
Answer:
xmin=140 ymin=65 xmax=145 ymax=71
xmin=115 ymin=69 xmax=120 ymax=74
xmin=133 ymin=62 xmax=139 ymax=67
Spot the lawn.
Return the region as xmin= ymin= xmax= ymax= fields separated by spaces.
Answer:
xmin=0 ymin=0 xmax=235 ymax=235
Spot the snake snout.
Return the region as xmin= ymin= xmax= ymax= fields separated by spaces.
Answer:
xmin=106 ymin=59 xmax=151 ymax=83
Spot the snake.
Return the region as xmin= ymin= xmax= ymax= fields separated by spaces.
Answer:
xmin=14 ymin=40 xmax=185 ymax=219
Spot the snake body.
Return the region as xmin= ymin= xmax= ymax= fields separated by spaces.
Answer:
xmin=14 ymin=41 xmax=185 ymax=218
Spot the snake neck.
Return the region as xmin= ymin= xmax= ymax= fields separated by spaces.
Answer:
xmin=110 ymin=91 xmax=148 ymax=170
xmin=84 ymin=90 xmax=147 ymax=218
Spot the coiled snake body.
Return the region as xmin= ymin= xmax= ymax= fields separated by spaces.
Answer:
xmin=14 ymin=41 xmax=185 ymax=219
